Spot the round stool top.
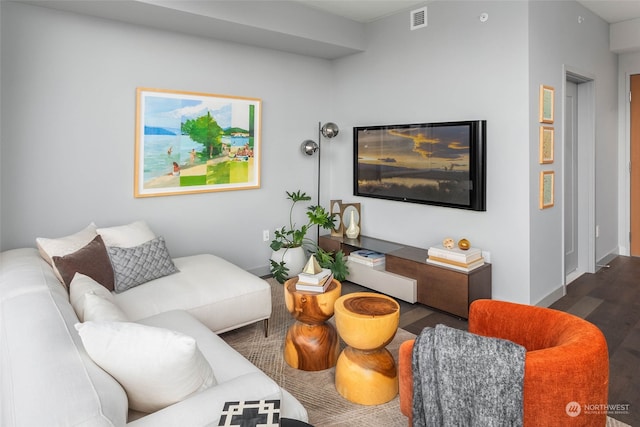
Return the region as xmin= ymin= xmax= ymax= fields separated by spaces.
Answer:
xmin=334 ymin=292 xmax=399 ymax=350
xmin=342 ymin=294 xmax=398 ymax=316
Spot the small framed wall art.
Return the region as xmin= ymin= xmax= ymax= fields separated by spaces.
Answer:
xmin=539 ymin=170 xmax=555 ymax=209
xmin=539 ymin=126 xmax=554 ymax=164
xmin=539 ymin=85 xmax=554 ymax=124
xmin=135 ymin=87 xmax=261 ymax=198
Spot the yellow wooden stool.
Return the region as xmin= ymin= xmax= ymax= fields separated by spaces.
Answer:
xmin=283 ymin=277 xmax=341 ymax=371
xmin=334 ymin=292 xmax=400 ymax=405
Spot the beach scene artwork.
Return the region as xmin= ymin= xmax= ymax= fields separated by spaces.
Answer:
xmin=355 ymin=124 xmax=472 ymax=206
xmin=135 ymin=88 xmax=261 ymax=197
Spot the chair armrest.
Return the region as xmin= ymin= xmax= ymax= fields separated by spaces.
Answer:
xmin=398 ymin=339 xmax=415 ymax=422
xmin=127 ymin=372 xmax=282 ymax=427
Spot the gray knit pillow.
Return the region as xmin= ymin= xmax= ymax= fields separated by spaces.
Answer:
xmin=108 ymin=236 xmax=179 ymax=293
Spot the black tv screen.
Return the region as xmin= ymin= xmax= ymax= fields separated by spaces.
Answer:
xmin=354 ymin=120 xmax=486 ymax=211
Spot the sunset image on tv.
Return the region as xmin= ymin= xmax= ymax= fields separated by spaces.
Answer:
xmin=354 ymin=121 xmax=486 ymax=210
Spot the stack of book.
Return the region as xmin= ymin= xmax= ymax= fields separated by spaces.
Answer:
xmin=296 ymin=268 xmax=333 ymax=293
xmin=348 ymin=249 xmax=386 ymax=267
xmin=427 ymin=245 xmax=484 ymax=272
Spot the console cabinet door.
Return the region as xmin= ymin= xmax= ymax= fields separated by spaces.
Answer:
xmin=385 ymin=255 xmax=418 ymax=279
xmin=420 ymin=265 xmax=470 ymax=318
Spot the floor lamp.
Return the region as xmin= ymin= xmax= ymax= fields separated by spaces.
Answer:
xmin=301 ymin=121 xmax=339 ymax=240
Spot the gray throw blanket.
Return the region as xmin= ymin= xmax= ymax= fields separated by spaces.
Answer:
xmin=412 ymin=324 xmax=525 ymax=427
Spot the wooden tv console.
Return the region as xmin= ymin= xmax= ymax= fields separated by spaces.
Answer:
xmin=318 ymin=234 xmax=491 ymax=319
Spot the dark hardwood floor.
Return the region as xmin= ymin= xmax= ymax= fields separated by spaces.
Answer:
xmin=341 ymin=255 xmax=639 ymax=426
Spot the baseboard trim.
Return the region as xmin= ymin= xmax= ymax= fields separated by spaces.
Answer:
xmin=535 ymin=285 xmax=565 ymax=308
xmin=596 ymin=251 xmax=618 ymax=270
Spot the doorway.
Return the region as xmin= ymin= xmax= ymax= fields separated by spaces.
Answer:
xmin=564 ymin=71 xmax=596 ymax=285
xmin=630 ymin=74 xmax=640 ymax=256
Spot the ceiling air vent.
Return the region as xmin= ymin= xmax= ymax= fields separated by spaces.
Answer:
xmin=410 ymin=7 xmax=427 ymax=30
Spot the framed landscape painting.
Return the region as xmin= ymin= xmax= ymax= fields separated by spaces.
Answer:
xmin=135 ymin=88 xmax=261 ymax=197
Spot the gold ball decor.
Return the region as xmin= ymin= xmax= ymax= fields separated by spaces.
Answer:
xmin=442 ymin=238 xmax=455 ymax=249
xmin=458 ymin=239 xmax=471 ymax=250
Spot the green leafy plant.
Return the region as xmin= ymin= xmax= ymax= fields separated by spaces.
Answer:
xmin=269 ymin=190 xmax=348 ymax=283
xmin=313 ymin=246 xmax=348 ymax=282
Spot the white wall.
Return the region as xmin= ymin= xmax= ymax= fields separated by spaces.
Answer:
xmin=0 ymin=2 xmax=332 ymax=273
xmin=527 ymin=1 xmax=618 ymax=304
xmin=331 ymin=1 xmax=532 ymax=303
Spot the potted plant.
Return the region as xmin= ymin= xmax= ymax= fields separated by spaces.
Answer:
xmin=269 ymin=190 xmax=348 ymax=284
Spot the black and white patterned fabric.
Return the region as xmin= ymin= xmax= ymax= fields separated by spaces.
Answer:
xmin=218 ymin=400 xmax=280 ymax=427
xmin=108 ymin=236 xmax=179 ymax=293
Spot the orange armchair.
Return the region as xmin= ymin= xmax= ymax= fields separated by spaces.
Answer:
xmin=399 ymin=299 xmax=609 ymax=426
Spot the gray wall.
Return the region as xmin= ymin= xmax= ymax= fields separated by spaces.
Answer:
xmin=0 ymin=1 xmax=622 ymax=304
xmin=527 ymin=1 xmax=618 ymax=304
xmin=0 ymin=2 xmax=332 ymax=273
xmin=330 ymin=1 xmax=532 ymax=303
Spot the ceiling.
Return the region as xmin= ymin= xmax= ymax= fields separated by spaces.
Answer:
xmin=298 ymin=0 xmax=640 ymax=24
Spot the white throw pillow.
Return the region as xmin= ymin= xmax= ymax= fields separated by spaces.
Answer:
xmin=75 ymin=321 xmax=216 ymax=413
xmin=36 ymin=223 xmax=98 ymax=281
xmin=97 ymin=221 xmax=156 ymax=248
xmin=70 ymin=273 xmax=115 ymax=321
xmin=82 ymin=293 xmax=128 ymax=322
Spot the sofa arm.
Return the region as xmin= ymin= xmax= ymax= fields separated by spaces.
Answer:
xmin=398 ymin=339 xmax=415 ymax=424
xmin=127 ymin=373 xmax=282 ymax=427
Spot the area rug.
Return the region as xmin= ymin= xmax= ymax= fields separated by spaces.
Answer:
xmin=220 ymin=278 xmax=415 ymax=427
xmin=220 ymin=279 xmax=632 ymax=427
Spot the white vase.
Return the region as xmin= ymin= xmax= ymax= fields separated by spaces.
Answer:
xmin=345 ymin=210 xmax=360 ymax=239
xmin=270 ymin=246 xmax=307 ymax=278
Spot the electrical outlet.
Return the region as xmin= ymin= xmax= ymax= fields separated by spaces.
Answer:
xmin=595 ymin=225 xmax=600 ymax=238
xmin=262 ymin=229 xmax=270 ymax=242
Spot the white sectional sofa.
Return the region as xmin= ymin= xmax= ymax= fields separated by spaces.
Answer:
xmin=112 ymin=253 xmax=272 ymax=335
xmin=0 ymin=223 xmax=308 ymax=426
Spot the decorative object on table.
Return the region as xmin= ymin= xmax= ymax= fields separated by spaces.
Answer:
xmin=330 ymin=200 xmax=344 ymax=236
xmin=297 ymin=255 xmax=333 ymax=292
xmin=442 ymin=238 xmax=455 ymax=249
xmin=457 ymin=238 xmax=471 ymax=250
xmin=539 ymin=84 xmax=555 ymax=124
xmin=301 ymin=255 xmax=322 ymax=275
xmin=298 ymin=267 xmax=331 ymax=285
xmin=345 ymin=209 xmax=360 ymax=239
xmin=539 ymin=170 xmax=554 ymax=209
xmin=539 ymin=126 xmax=554 ymax=164
xmin=135 ymin=88 xmax=261 ymax=198
xmin=284 ymin=277 xmax=341 ymax=371
xmin=269 ymin=190 xmax=347 ymax=283
xmin=295 ymin=273 xmax=334 ymax=293
xmin=300 ymin=122 xmax=340 ymax=239
xmin=427 ymin=244 xmax=484 ymax=272
xmin=339 ymin=202 xmax=361 ymax=239
xmin=353 ymin=121 xmax=486 ymax=211
xmin=218 ymin=400 xmax=280 ymax=427
xmin=334 ymin=292 xmax=400 ymax=405
xmin=348 ymin=249 xmax=385 ymax=267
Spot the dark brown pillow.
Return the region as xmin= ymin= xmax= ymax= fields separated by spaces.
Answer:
xmin=52 ymin=235 xmax=115 ymax=291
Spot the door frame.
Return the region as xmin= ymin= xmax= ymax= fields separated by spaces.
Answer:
xmin=562 ymin=67 xmax=596 ymax=287
xmin=629 ymin=74 xmax=640 ymax=256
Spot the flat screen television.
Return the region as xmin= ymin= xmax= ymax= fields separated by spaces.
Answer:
xmin=353 ymin=120 xmax=486 ymax=211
